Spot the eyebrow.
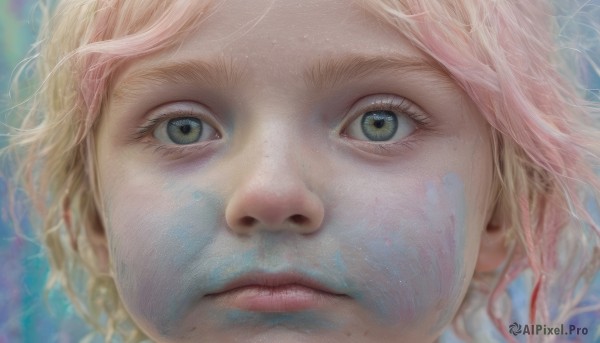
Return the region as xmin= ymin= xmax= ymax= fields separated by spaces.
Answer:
xmin=112 ymin=53 xmax=450 ymax=100
xmin=112 ymin=56 xmax=245 ymax=100
xmin=305 ymin=54 xmax=450 ymax=90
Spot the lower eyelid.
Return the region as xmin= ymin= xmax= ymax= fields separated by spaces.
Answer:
xmin=344 ymin=135 xmax=423 ymax=156
xmin=143 ymin=139 xmax=220 ymax=160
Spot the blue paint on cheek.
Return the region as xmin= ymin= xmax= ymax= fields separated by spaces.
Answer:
xmin=433 ymin=173 xmax=468 ymax=332
xmin=151 ymin=190 xmax=224 ymax=335
xmin=340 ymin=172 xmax=469 ymax=330
xmin=167 ymin=191 xmax=221 ymax=268
xmin=220 ymin=309 xmax=338 ymax=332
xmin=356 ymin=234 xmax=413 ymax=324
xmin=333 ymin=250 xmax=348 ymax=275
xmin=192 ymin=190 xmax=203 ymax=202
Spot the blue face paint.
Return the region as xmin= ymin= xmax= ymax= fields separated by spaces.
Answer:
xmin=314 ymin=172 xmax=469 ymax=333
xmin=107 ymin=173 xmax=472 ymax=339
xmin=219 ymin=310 xmax=338 ymax=332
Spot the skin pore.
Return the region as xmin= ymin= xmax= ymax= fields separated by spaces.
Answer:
xmin=94 ymin=0 xmax=497 ymax=342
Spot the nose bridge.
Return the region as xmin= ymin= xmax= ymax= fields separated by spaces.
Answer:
xmin=224 ymin=113 xmax=324 ymax=235
xmin=242 ymin=107 xmax=303 ymax=180
xmin=256 ymin=139 xmax=299 ymax=183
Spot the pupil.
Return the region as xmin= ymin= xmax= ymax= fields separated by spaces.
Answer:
xmin=180 ymin=124 xmax=191 ymax=134
xmin=373 ymin=119 xmax=385 ymax=129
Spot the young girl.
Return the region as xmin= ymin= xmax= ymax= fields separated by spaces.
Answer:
xmin=3 ymin=0 xmax=600 ymax=342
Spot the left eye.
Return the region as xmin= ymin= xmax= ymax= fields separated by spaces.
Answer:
xmin=346 ymin=109 xmax=416 ymax=142
xmin=153 ymin=117 xmax=218 ymax=145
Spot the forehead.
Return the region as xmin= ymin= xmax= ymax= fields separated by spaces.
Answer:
xmin=185 ymin=0 xmax=381 ymax=49
xmin=110 ymin=0 xmax=452 ymax=102
xmin=178 ymin=0 xmax=417 ymax=62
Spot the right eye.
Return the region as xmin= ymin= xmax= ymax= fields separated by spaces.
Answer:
xmin=153 ymin=116 xmax=219 ymax=145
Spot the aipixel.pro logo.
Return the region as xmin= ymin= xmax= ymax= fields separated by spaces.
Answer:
xmin=508 ymin=322 xmax=588 ymax=337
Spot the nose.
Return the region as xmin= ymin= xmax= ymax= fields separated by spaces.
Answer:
xmin=225 ymin=146 xmax=325 ymax=235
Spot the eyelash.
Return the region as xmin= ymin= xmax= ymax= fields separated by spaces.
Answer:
xmin=132 ymin=97 xmax=436 ymax=158
xmin=132 ymin=109 xmax=219 ymax=159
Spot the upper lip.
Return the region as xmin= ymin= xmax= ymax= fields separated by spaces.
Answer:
xmin=205 ymin=271 xmax=347 ymax=296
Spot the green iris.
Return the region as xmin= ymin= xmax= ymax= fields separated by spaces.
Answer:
xmin=167 ymin=118 xmax=203 ymax=145
xmin=360 ymin=110 xmax=398 ymax=141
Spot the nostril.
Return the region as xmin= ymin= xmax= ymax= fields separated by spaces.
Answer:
xmin=290 ymin=214 xmax=308 ymax=225
xmin=237 ymin=215 xmax=309 ymax=228
xmin=240 ymin=216 xmax=257 ymax=227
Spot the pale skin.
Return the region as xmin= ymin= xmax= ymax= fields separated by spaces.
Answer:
xmin=91 ymin=0 xmax=507 ymax=342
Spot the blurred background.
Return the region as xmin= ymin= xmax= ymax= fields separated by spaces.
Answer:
xmin=0 ymin=0 xmax=598 ymax=342
xmin=0 ymin=1 xmax=95 ymax=342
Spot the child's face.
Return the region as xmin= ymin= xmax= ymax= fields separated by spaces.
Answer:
xmin=96 ymin=0 xmax=495 ymax=341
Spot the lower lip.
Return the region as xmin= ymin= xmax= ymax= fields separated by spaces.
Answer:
xmin=209 ymin=284 xmax=344 ymax=312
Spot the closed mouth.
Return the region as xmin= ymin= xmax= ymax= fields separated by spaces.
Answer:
xmin=205 ymin=271 xmax=348 ymax=312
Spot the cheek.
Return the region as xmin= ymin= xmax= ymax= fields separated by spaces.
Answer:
xmin=102 ymin=172 xmax=478 ymax=338
xmin=337 ymin=173 xmax=473 ymax=333
xmin=105 ymin=187 xmax=222 ymax=334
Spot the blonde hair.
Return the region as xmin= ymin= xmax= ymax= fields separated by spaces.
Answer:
xmin=3 ymin=0 xmax=600 ymax=341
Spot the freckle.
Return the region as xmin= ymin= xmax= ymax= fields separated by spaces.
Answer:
xmin=363 ymin=330 xmax=370 ymax=336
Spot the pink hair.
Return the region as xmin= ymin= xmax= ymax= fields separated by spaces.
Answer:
xmin=360 ymin=0 xmax=600 ymax=340
xmin=78 ymin=0 xmax=211 ymax=136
